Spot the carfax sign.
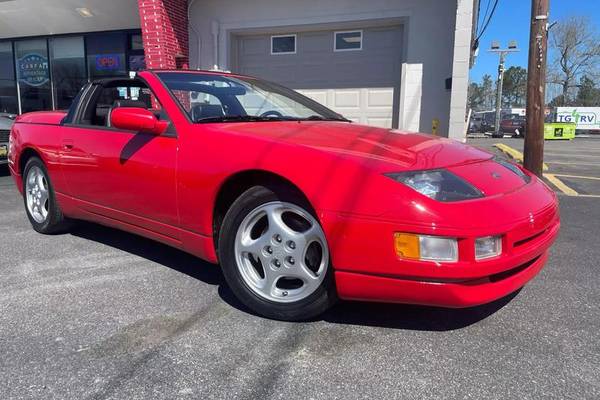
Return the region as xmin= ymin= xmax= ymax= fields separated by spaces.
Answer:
xmin=17 ymin=53 xmax=49 ymax=87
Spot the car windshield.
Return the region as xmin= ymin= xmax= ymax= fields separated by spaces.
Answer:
xmin=156 ymin=72 xmax=349 ymax=123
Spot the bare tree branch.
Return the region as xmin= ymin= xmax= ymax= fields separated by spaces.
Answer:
xmin=548 ymin=16 xmax=600 ymax=103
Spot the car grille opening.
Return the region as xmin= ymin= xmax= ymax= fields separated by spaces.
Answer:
xmin=0 ymin=129 xmax=9 ymax=143
xmin=514 ymin=230 xmax=547 ymax=248
xmin=488 ymin=256 xmax=540 ymax=283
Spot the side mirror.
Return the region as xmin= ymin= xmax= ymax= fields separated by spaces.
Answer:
xmin=110 ymin=107 xmax=169 ymax=135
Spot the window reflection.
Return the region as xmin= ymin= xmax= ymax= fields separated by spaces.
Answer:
xmin=50 ymin=36 xmax=87 ymax=110
xmin=0 ymin=42 xmax=18 ymax=114
xmin=86 ymin=33 xmax=127 ymax=79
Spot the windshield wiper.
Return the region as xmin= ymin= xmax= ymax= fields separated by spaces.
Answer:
xmin=302 ymin=115 xmax=352 ymax=122
xmin=195 ymin=115 xmax=275 ymax=123
xmin=195 ymin=114 xmax=351 ymax=123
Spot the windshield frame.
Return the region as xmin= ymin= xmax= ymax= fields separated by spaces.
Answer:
xmin=154 ymin=71 xmax=349 ymax=124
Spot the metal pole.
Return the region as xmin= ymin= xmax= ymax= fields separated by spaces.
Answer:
xmin=523 ymin=0 xmax=549 ymax=176
xmin=494 ymin=53 xmax=505 ymax=137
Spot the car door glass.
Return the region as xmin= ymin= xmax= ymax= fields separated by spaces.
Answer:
xmin=82 ymin=84 xmax=166 ymax=128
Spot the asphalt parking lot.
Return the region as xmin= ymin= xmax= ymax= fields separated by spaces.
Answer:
xmin=1 ymin=138 xmax=599 ymax=399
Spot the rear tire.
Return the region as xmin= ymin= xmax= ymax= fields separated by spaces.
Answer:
xmin=23 ymin=157 xmax=70 ymax=234
xmin=218 ymin=185 xmax=337 ymax=321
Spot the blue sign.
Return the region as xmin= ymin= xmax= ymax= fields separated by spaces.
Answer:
xmin=95 ymin=54 xmax=121 ymax=71
xmin=18 ymin=53 xmax=49 ymax=87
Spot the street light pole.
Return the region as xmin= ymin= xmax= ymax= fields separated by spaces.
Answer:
xmin=489 ymin=40 xmax=519 ymax=137
xmin=523 ymin=0 xmax=549 ymax=177
xmin=489 ymin=41 xmax=519 ymax=138
xmin=494 ymin=53 xmax=505 ymax=138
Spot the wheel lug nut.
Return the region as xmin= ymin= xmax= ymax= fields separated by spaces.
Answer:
xmin=274 ymin=234 xmax=282 ymax=243
xmin=286 ymin=256 xmax=295 ymax=265
xmin=264 ymin=246 xmax=273 ymax=254
xmin=287 ymin=241 xmax=296 ymax=250
xmin=272 ymin=259 xmax=281 ymax=268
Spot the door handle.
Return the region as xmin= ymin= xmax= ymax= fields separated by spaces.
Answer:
xmin=62 ymin=139 xmax=74 ymax=151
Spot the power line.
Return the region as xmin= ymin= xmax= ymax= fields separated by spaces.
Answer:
xmin=476 ymin=0 xmax=500 ymax=43
xmin=478 ymin=0 xmax=492 ymax=36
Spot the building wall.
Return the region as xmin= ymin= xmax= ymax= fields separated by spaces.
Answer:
xmin=448 ymin=0 xmax=475 ymax=141
xmin=138 ymin=0 xmax=189 ymax=69
xmin=188 ymin=0 xmax=467 ymax=137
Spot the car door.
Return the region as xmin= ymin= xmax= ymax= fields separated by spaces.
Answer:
xmin=59 ymin=82 xmax=179 ymax=238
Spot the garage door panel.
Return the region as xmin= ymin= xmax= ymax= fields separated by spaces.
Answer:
xmin=333 ymin=90 xmax=361 ymax=109
xmin=236 ymin=25 xmax=402 ymax=128
xmin=366 ymin=117 xmax=393 ymax=128
xmin=367 ymin=89 xmax=395 ymax=108
xmin=298 ymin=89 xmax=328 ymax=105
xmin=301 ymin=32 xmax=331 ymax=53
xmin=240 ymin=37 xmax=266 ymax=56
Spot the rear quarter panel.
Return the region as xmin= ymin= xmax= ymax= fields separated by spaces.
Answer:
xmin=10 ymin=122 xmax=66 ymax=194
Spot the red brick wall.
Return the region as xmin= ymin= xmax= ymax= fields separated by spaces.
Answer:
xmin=137 ymin=0 xmax=189 ymax=70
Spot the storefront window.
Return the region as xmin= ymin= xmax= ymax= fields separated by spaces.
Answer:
xmin=15 ymin=39 xmax=52 ymax=113
xmin=86 ymin=32 xmax=127 ymax=79
xmin=128 ymin=34 xmax=146 ymax=71
xmin=0 ymin=42 xmax=18 ymax=114
xmin=4 ymin=30 xmax=142 ymax=114
xmin=50 ymin=36 xmax=87 ymax=110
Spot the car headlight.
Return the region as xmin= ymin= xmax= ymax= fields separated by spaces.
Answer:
xmin=495 ymin=157 xmax=531 ymax=183
xmin=385 ymin=169 xmax=483 ymax=202
xmin=475 ymin=235 xmax=502 ymax=260
xmin=394 ymin=233 xmax=458 ymax=262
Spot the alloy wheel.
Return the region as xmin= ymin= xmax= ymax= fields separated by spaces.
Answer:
xmin=25 ymin=165 xmax=49 ymax=223
xmin=234 ymin=201 xmax=329 ymax=303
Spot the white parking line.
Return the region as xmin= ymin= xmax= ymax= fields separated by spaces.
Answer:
xmin=545 ymin=161 xmax=600 ymax=166
xmin=553 ymin=174 xmax=600 ymax=181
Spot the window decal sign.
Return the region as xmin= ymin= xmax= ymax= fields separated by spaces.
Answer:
xmin=17 ymin=53 xmax=49 ymax=87
xmin=95 ymin=54 xmax=121 ymax=71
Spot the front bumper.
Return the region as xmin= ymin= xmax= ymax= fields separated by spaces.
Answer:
xmin=322 ymin=181 xmax=560 ymax=308
xmin=335 ymin=250 xmax=550 ymax=308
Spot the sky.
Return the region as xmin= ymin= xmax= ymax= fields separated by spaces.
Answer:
xmin=469 ymin=0 xmax=600 ymax=83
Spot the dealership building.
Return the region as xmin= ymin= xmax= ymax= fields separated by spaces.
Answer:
xmin=0 ymin=0 xmax=476 ymax=140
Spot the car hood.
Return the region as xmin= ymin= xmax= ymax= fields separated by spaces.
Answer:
xmin=215 ymin=121 xmax=493 ymax=171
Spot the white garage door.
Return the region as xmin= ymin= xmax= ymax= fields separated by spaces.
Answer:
xmin=235 ymin=25 xmax=403 ymax=128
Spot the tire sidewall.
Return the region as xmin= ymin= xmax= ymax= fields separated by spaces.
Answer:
xmin=218 ymin=185 xmax=336 ymax=321
xmin=22 ymin=157 xmax=62 ymax=234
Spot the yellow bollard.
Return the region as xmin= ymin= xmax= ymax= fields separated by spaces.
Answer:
xmin=432 ymin=118 xmax=439 ymax=136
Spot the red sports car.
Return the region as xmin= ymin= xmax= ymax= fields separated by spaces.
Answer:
xmin=8 ymin=70 xmax=559 ymax=320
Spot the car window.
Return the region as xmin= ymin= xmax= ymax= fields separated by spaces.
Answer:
xmin=78 ymin=82 xmax=165 ymax=128
xmin=157 ymin=72 xmax=346 ymax=123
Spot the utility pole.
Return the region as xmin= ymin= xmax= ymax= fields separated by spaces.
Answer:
xmin=489 ymin=41 xmax=519 ymax=138
xmin=523 ymin=0 xmax=549 ymax=177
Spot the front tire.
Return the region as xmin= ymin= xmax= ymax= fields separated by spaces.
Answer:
xmin=23 ymin=157 xmax=70 ymax=234
xmin=218 ymin=185 xmax=337 ymax=321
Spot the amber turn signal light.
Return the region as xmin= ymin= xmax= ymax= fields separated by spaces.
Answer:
xmin=394 ymin=233 xmax=420 ymax=259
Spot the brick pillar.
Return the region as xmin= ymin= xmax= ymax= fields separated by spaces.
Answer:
xmin=137 ymin=0 xmax=189 ymax=70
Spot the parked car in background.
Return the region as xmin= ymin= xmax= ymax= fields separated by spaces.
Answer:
xmin=8 ymin=70 xmax=559 ymax=321
xmin=0 ymin=112 xmax=16 ymax=165
xmin=468 ymin=114 xmax=483 ymax=133
xmin=500 ymin=115 xmax=527 ymax=137
xmin=471 ymin=111 xmax=497 ymax=133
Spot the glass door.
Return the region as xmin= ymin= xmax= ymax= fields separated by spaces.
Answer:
xmin=15 ymin=39 xmax=52 ymax=113
xmin=49 ymin=36 xmax=86 ymax=110
xmin=0 ymin=42 xmax=18 ymax=114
